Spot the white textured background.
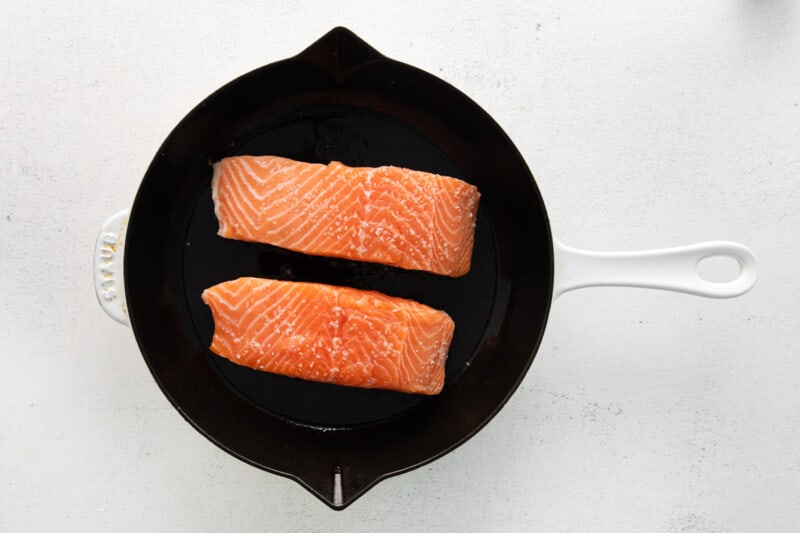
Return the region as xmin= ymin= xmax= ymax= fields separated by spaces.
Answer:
xmin=2 ymin=1 xmax=799 ymax=531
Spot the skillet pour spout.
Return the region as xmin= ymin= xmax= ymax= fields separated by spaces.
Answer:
xmin=93 ymin=27 xmax=755 ymax=510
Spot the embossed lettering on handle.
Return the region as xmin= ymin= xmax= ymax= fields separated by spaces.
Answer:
xmin=94 ymin=209 xmax=130 ymax=325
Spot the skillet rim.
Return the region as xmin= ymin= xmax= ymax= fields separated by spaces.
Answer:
xmin=123 ymin=26 xmax=555 ymax=509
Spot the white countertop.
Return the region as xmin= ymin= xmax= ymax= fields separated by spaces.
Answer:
xmin=2 ymin=2 xmax=799 ymax=531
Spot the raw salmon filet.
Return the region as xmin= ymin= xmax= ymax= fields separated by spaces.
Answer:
xmin=201 ymin=277 xmax=455 ymax=395
xmin=211 ymin=155 xmax=480 ymax=277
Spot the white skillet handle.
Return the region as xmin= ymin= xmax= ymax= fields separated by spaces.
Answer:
xmin=554 ymin=239 xmax=757 ymax=299
xmin=93 ymin=209 xmax=130 ymax=326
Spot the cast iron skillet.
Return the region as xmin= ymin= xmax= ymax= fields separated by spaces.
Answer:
xmin=93 ymin=28 xmax=757 ymax=509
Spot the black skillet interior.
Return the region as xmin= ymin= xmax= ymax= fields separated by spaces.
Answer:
xmin=125 ymin=27 xmax=553 ymax=509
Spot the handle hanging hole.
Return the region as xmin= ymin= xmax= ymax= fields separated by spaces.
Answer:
xmin=696 ymin=255 xmax=741 ymax=283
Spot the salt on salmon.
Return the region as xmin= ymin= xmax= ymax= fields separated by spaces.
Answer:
xmin=201 ymin=277 xmax=455 ymax=395
xmin=211 ymin=156 xmax=480 ymax=277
